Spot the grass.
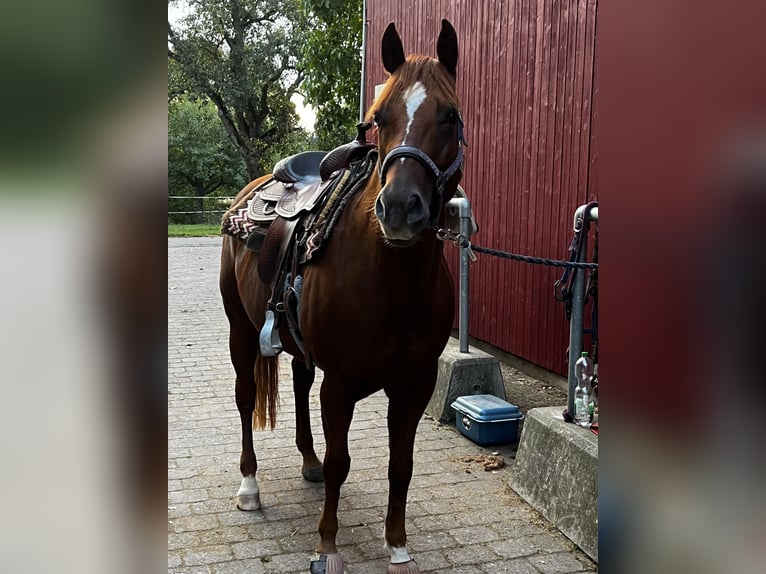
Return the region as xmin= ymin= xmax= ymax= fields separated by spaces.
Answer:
xmin=168 ymin=223 xmax=222 ymax=237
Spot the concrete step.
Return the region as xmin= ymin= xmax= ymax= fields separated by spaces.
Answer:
xmin=510 ymin=406 xmax=598 ymax=561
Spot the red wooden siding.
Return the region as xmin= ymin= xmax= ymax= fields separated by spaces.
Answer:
xmin=364 ymin=0 xmax=598 ymax=375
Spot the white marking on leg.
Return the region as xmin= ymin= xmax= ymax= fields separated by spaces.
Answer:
xmin=236 ymin=474 xmax=261 ymax=510
xmin=400 ymin=81 xmax=427 ymax=163
xmin=237 ymin=474 xmax=259 ymax=496
xmin=384 ymin=527 xmax=413 ymax=564
xmin=387 ymin=544 xmax=413 ymax=564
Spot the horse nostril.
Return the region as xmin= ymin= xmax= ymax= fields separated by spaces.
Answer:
xmin=406 ymin=193 xmax=426 ymax=225
xmin=374 ymin=195 xmax=386 ymax=221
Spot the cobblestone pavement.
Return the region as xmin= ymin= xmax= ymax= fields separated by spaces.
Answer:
xmin=169 ymin=237 xmax=597 ymax=574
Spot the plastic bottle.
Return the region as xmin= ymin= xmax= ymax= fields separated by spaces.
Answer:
xmin=573 ymin=352 xmax=593 ymax=427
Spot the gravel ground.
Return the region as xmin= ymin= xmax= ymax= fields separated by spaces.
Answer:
xmin=498 ymin=363 xmax=567 ymax=417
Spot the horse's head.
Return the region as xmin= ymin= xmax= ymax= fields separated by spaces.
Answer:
xmin=369 ymin=20 xmax=466 ymax=246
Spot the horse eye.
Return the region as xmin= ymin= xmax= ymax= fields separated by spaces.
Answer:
xmin=445 ymin=110 xmax=459 ymax=125
xmin=373 ymin=112 xmax=384 ymax=128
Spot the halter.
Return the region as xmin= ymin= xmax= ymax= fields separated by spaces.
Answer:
xmin=377 ymin=115 xmax=467 ymax=206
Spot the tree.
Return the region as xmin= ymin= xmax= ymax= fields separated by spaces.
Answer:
xmin=300 ymin=0 xmax=363 ymax=149
xmin=168 ymin=0 xmax=309 ymax=179
xmin=168 ymin=96 xmax=248 ymax=223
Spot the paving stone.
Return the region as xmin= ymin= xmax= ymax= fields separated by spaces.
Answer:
xmin=171 ymin=514 xmax=221 ymax=533
xmin=182 ymin=544 xmax=233 ymax=566
xmin=446 ymin=543 xmax=505 ymax=566
xmin=168 ymin=238 xmax=597 ymax=574
xmin=199 ymin=526 xmax=251 ymax=545
xmin=450 ymin=524 xmax=505 ymax=545
xmin=168 ymin=531 xmax=202 ymax=551
xmin=530 ymin=552 xmax=593 ymax=574
xmin=169 ymin=488 xmax=211 ymax=504
xmin=490 ymin=538 xmax=538 ymax=560
xmin=407 ymin=530 xmax=459 ymax=552
xmin=412 ymin=549 xmax=453 ymax=572
xmin=169 ymin=503 xmax=195 ymax=518
xmin=230 ymin=538 xmax=282 ymax=559
xmin=212 ymin=558 xmax=266 ymax=574
xmin=491 ymin=519 xmax=549 ymax=538
xmin=192 ymin=497 xmax=239 ymax=514
xmin=259 ymin=551 xmax=313 ymax=572
xmin=529 ymin=532 xmax=576 ymax=553
xmin=481 ymin=558 xmax=541 ymax=573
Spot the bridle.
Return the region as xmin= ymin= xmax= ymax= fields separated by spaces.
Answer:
xmin=377 ymin=114 xmax=467 ymax=223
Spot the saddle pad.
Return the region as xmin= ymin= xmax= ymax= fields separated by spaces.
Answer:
xmin=221 ymin=204 xmax=256 ymax=240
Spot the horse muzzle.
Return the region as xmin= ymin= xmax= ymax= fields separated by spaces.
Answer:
xmin=375 ymin=138 xmax=465 ymax=245
xmin=374 ymin=183 xmax=431 ymax=244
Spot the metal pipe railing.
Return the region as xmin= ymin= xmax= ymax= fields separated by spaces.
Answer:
xmin=446 ymin=196 xmax=473 ymax=353
xmin=566 ymin=203 xmax=598 ymax=416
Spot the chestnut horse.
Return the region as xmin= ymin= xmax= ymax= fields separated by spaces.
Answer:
xmin=219 ymin=20 xmax=465 ymax=573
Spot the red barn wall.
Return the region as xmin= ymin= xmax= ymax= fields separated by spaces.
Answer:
xmin=364 ymin=0 xmax=598 ymax=375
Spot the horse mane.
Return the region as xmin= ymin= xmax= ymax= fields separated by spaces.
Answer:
xmin=365 ymin=55 xmax=461 ymax=121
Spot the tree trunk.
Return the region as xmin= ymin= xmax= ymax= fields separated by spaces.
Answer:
xmin=211 ymin=99 xmax=262 ymax=181
xmin=194 ymin=192 xmax=205 ymax=224
xmin=243 ymin=152 xmax=261 ymax=181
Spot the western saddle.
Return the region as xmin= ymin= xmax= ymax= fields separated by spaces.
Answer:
xmin=223 ymin=124 xmax=377 ymax=361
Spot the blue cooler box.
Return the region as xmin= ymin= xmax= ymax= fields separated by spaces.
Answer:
xmin=450 ymin=394 xmax=524 ymax=446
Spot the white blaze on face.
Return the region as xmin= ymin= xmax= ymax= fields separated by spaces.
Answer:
xmin=400 ymin=81 xmax=427 ymax=163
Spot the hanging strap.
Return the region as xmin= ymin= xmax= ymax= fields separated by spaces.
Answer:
xmin=553 ymin=201 xmax=598 ymax=321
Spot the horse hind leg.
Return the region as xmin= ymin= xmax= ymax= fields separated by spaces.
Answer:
xmin=228 ymin=315 xmax=262 ymax=511
xmin=292 ymin=357 xmax=323 ymax=482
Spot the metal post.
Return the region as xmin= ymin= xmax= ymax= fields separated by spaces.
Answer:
xmin=447 ymin=197 xmax=472 ymax=353
xmin=567 ymin=203 xmax=597 ymax=415
xmin=359 ymin=0 xmax=368 ymax=123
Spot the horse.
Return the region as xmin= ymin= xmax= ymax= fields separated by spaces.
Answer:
xmin=219 ymin=20 xmax=465 ymax=574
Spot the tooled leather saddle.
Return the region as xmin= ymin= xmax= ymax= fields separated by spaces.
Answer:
xmin=222 ymin=123 xmax=377 ymax=361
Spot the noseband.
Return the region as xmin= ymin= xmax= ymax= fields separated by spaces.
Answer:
xmin=378 ymin=116 xmax=467 ymax=208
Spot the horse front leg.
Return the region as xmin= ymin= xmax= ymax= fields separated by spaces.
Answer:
xmin=383 ymin=377 xmax=436 ymax=574
xmin=312 ymin=377 xmax=355 ymax=574
xmin=291 ymin=357 xmax=323 ymax=482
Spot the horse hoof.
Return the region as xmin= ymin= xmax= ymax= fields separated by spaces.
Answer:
xmin=236 ymin=492 xmax=261 ymax=511
xmin=302 ymin=463 xmax=324 ymax=482
xmin=309 ymin=553 xmax=344 ymax=574
xmin=387 ymin=560 xmax=419 ymax=574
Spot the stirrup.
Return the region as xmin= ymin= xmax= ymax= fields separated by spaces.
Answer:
xmin=259 ymin=309 xmax=283 ymax=357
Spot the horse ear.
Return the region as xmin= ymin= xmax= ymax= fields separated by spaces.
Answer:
xmin=382 ymin=22 xmax=405 ymax=74
xmin=437 ymin=19 xmax=458 ymax=77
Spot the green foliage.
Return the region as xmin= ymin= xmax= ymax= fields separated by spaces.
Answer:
xmin=168 ymin=97 xmax=247 ymax=223
xmin=300 ymin=0 xmax=363 ymax=149
xmin=169 ymin=0 xmax=310 ymax=178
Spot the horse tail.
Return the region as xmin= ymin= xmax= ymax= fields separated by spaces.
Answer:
xmin=253 ymin=353 xmax=280 ymax=430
